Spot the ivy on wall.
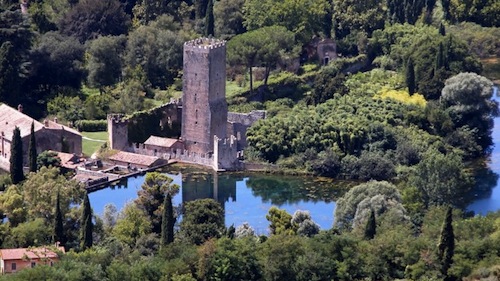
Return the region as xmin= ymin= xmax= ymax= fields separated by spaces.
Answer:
xmin=126 ymin=105 xmax=181 ymax=143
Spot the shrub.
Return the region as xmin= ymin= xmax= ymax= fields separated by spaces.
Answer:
xmin=75 ymin=120 xmax=107 ymax=132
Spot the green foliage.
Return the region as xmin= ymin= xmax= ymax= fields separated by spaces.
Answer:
xmin=213 ymin=0 xmax=245 ymax=39
xmin=333 ymin=0 xmax=385 ymax=37
xmin=448 ymin=0 xmax=500 ymax=27
xmin=9 ymin=127 xmax=24 ymax=184
xmin=409 ymin=149 xmax=473 ymax=207
xmin=86 ymin=35 xmax=126 ymax=91
xmin=438 ymin=206 xmax=455 ymax=277
xmin=28 ymin=122 xmax=37 ymax=173
xmin=81 ymin=192 xmax=93 ymax=250
xmin=112 ymin=202 xmax=152 ymax=246
xmin=59 ymin=0 xmax=131 ymax=42
xmin=54 ymin=191 xmax=66 ymax=246
xmin=334 ymin=181 xmax=404 ymax=230
xmin=161 ymin=193 xmax=175 ymax=246
xmin=440 ymin=72 xmax=498 ymax=151
xmin=135 ymin=172 xmax=179 ymax=234
xmin=227 ymin=25 xmax=295 ymax=92
xmin=447 ymin=23 xmax=500 ymax=59
xmin=266 ymin=207 xmax=294 ymax=235
xmin=243 ymin=0 xmax=328 ymax=44
xmin=37 ymin=150 xmax=61 ymax=169
xmin=180 ymin=198 xmax=224 ymax=245
xmin=47 ymin=95 xmax=85 ymax=123
xmin=364 ymin=208 xmax=376 ymax=239
xmin=406 ymin=57 xmax=416 ymax=94
xmin=204 ymin=0 xmax=214 ymax=36
xmin=74 ymin=120 xmax=107 ymax=132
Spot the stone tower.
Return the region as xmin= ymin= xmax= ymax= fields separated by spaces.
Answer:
xmin=182 ymin=38 xmax=227 ymax=154
xmin=107 ymin=114 xmax=129 ymax=150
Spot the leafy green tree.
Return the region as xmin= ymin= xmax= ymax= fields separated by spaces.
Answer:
xmin=243 ymin=0 xmax=328 ymax=44
xmin=54 ymin=191 xmax=66 ymax=246
xmin=291 ymin=210 xmax=320 ymax=237
xmin=59 ymin=0 xmax=131 ymax=42
xmin=180 ymin=198 xmax=224 ymax=245
xmin=204 ymin=0 xmax=214 ymax=36
xmin=112 ymin=202 xmax=152 ymax=246
xmin=333 ymin=0 xmax=385 ymax=38
xmin=214 ymin=0 xmax=245 ymax=39
xmin=227 ymin=25 xmax=295 ymax=92
xmin=440 ymin=72 xmax=498 ymax=151
xmin=364 ymin=207 xmax=376 ymax=239
xmin=5 ymin=218 xmax=52 ymax=248
xmin=80 ymin=191 xmax=93 ymax=250
xmin=124 ymin=22 xmax=186 ymax=89
xmin=160 ymin=192 xmax=175 ymax=246
xmin=28 ymin=32 xmax=86 ymax=98
xmin=9 ymin=127 xmax=24 ymax=184
xmin=135 ymin=172 xmax=179 ymax=234
xmin=410 ymin=149 xmax=472 ymax=207
xmin=28 ymin=122 xmax=37 ymax=173
xmin=86 ymin=35 xmax=126 ymax=93
xmin=266 ymin=207 xmax=294 ymax=235
xmin=37 ymin=150 xmax=61 ymax=169
xmin=406 ymin=57 xmax=416 ymax=94
xmin=438 ymin=206 xmax=454 ymax=278
xmin=235 ymin=222 xmax=255 ymax=238
xmin=334 ymin=181 xmax=404 ymax=230
xmin=259 ymin=234 xmax=305 ymax=280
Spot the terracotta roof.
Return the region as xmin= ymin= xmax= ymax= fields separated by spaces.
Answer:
xmin=0 ymin=104 xmax=81 ymax=140
xmin=144 ymin=136 xmax=181 ymax=147
xmin=53 ymin=151 xmax=82 ymax=169
xmin=0 ymin=247 xmax=65 ymax=260
xmin=109 ymin=151 xmax=160 ymax=167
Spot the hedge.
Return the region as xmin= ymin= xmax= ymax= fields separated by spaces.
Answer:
xmin=75 ymin=120 xmax=107 ymax=132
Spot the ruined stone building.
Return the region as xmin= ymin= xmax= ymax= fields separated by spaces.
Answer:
xmin=0 ymin=104 xmax=82 ymax=172
xmin=108 ymin=38 xmax=265 ymax=171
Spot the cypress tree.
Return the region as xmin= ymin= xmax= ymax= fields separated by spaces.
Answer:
xmin=439 ymin=22 xmax=446 ymax=36
xmin=28 ymin=121 xmax=37 ymax=172
xmin=161 ymin=193 xmax=175 ymax=247
xmin=435 ymin=42 xmax=444 ymax=71
xmin=438 ymin=206 xmax=455 ymax=279
xmin=54 ymin=191 xmax=66 ymax=246
xmin=205 ymin=0 xmax=214 ymax=37
xmin=405 ymin=57 xmax=416 ymax=94
xmin=80 ymin=192 xmax=93 ymax=250
xmin=9 ymin=126 xmax=24 ymax=184
xmin=364 ymin=208 xmax=376 ymax=240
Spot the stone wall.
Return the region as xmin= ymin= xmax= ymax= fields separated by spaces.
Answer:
xmin=227 ymin=110 xmax=266 ymax=150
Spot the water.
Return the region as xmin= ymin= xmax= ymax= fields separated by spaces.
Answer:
xmin=467 ymin=85 xmax=500 ymax=215
xmin=89 ymin=168 xmax=346 ymax=234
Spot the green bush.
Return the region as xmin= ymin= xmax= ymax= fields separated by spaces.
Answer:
xmin=75 ymin=120 xmax=107 ymax=132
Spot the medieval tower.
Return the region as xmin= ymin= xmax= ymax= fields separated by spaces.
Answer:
xmin=181 ymin=38 xmax=227 ymax=154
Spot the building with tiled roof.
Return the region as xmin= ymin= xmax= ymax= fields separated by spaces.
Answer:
xmin=0 ymin=246 xmax=65 ymax=274
xmin=0 ymin=104 xmax=82 ymax=171
xmin=108 ymin=151 xmax=166 ymax=169
xmin=144 ymin=136 xmax=184 ymax=155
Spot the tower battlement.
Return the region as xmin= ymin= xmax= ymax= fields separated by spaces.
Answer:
xmin=184 ymin=38 xmax=226 ymax=51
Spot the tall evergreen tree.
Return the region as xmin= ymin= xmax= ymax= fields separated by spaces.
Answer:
xmin=405 ymin=57 xmax=416 ymax=94
xmin=80 ymin=192 xmax=93 ymax=250
xmin=54 ymin=191 xmax=66 ymax=246
xmin=438 ymin=206 xmax=455 ymax=279
xmin=205 ymin=0 xmax=214 ymax=37
xmin=160 ymin=193 xmax=175 ymax=247
xmin=439 ymin=22 xmax=446 ymax=36
xmin=435 ymin=42 xmax=445 ymax=71
xmin=9 ymin=126 xmax=24 ymax=184
xmin=364 ymin=208 xmax=376 ymax=240
xmin=28 ymin=121 xmax=37 ymax=172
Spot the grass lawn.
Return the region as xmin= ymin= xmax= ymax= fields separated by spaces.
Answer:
xmin=81 ymin=131 xmax=108 ymax=157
